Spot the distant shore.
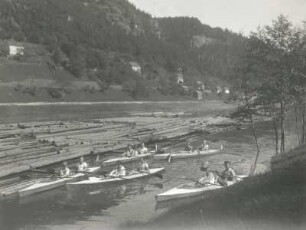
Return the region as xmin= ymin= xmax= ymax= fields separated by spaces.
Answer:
xmin=0 ymin=100 xmax=216 ymax=106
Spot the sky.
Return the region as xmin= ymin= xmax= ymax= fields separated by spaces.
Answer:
xmin=129 ymin=0 xmax=306 ymax=34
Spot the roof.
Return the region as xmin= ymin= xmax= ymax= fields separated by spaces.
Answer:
xmin=130 ymin=62 xmax=141 ymax=68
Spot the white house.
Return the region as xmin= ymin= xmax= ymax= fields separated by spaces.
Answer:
xmin=224 ymin=87 xmax=230 ymax=94
xmin=194 ymin=91 xmax=203 ymax=100
xmin=196 ymin=81 xmax=205 ymax=90
xmin=216 ymin=86 xmax=222 ymax=94
xmin=9 ymin=45 xmax=24 ymax=56
xmin=177 ymin=68 xmax=184 ymax=84
xmin=130 ymin=62 xmax=142 ymax=74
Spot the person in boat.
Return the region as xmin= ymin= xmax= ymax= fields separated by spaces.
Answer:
xmin=185 ymin=140 xmax=193 ymax=152
xmin=123 ymin=144 xmax=137 ymax=158
xmin=77 ymin=156 xmax=88 ymax=172
xmin=155 ymin=143 xmax=165 ymax=153
xmin=200 ymin=139 xmax=209 ymax=151
xmin=218 ymin=161 xmax=236 ymax=186
xmin=138 ymin=158 xmax=150 ymax=172
xmin=60 ymin=161 xmax=71 ymax=177
xmin=138 ymin=142 xmax=148 ymax=155
xmin=129 ymin=158 xmax=150 ymax=175
xmin=109 ymin=161 xmax=127 ymax=177
xmin=196 ymin=161 xmax=218 ymax=187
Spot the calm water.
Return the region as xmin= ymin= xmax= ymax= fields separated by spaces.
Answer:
xmin=0 ymin=100 xmax=234 ymax=123
xmin=0 ymin=102 xmax=299 ymax=230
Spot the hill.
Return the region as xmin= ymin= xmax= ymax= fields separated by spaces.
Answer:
xmin=0 ymin=0 xmax=245 ymax=102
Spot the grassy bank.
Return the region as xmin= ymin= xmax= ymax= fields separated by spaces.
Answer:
xmin=133 ymin=148 xmax=306 ymax=230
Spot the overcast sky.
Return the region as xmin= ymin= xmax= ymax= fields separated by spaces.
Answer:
xmin=129 ymin=0 xmax=306 ymax=34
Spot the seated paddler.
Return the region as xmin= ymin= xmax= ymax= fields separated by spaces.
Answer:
xmin=109 ymin=161 xmax=126 ymax=178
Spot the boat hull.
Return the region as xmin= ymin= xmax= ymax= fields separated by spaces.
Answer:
xmin=153 ymin=149 xmax=220 ymax=160
xmin=18 ymin=166 xmax=100 ymax=198
xmin=156 ymin=183 xmax=221 ymax=202
xmin=66 ymin=168 xmax=165 ymax=189
xmin=156 ymin=175 xmax=246 ymax=202
xmin=101 ymin=153 xmax=154 ymax=166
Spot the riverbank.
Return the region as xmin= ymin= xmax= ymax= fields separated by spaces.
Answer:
xmin=132 ymin=146 xmax=306 ymax=230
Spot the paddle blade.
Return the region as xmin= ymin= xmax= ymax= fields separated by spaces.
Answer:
xmin=153 ymin=173 xmax=163 ymax=179
xmin=150 ymin=183 xmax=163 ymax=189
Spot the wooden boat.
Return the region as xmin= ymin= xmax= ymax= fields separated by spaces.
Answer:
xmin=66 ymin=168 xmax=165 ymax=189
xmin=18 ymin=166 xmax=100 ymax=198
xmin=153 ymin=149 xmax=221 ymax=161
xmin=101 ymin=152 xmax=155 ymax=166
xmin=156 ymin=175 xmax=246 ymax=202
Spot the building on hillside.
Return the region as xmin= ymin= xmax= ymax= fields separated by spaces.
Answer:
xmin=181 ymin=85 xmax=190 ymax=91
xmin=216 ymin=86 xmax=222 ymax=94
xmin=130 ymin=62 xmax=142 ymax=75
xmin=194 ymin=91 xmax=203 ymax=100
xmin=224 ymin=87 xmax=230 ymax=94
xmin=177 ymin=68 xmax=184 ymax=84
xmin=203 ymin=89 xmax=212 ymax=94
xmin=196 ymin=80 xmax=205 ymax=90
xmin=9 ymin=45 xmax=24 ymax=56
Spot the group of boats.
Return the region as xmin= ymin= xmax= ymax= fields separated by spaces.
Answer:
xmin=0 ymin=144 xmax=246 ymax=207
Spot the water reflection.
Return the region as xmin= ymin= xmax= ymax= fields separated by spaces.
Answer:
xmin=0 ymin=178 xmax=164 ymax=230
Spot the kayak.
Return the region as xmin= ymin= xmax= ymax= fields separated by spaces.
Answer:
xmin=0 ymin=178 xmax=42 ymax=199
xmin=153 ymin=149 xmax=221 ymax=161
xmin=66 ymin=168 xmax=165 ymax=189
xmin=18 ymin=166 xmax=100 ymax=198
xmin=101 ymin=152 xmax=154 ymax=166
xmin=155 ymin=175 xmax=246 ymax=202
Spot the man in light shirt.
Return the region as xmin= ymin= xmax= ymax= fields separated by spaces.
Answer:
xmin=138 ymin=142 xmax=148 ymax=155
xmin=60 ymin=161 xmax=71 ymax=177
xmin=77 ymin=156 xmax=88 ymax=172
xmin=109 ymin=161 xmax=126 ymax=177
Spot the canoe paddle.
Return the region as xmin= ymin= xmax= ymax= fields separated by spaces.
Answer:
xmin=149 ymin=183 xmax=163 ymax=189
xmin=167 ymin=153 xmax=172 ymax=163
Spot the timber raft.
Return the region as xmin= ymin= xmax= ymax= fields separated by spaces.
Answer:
xmin=0 ymin=115 xmax=236 ymax=180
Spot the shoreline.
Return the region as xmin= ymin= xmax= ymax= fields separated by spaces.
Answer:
xmin=0 ymin=100 xmax=224 ymax=107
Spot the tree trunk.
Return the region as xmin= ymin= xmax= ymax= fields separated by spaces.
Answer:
xmin=301 ymin=102 xmax=306 ymax=143
xmin=249 ymin=112 xmax=260 ymax=176
xmin=272 ymin=112 xmax=279 ymax=156
xmin=294 ymin=104 xmax=301 ymax=146
xmin=280 ymin=99 xmax=285 ymax=154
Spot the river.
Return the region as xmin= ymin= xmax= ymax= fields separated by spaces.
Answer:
xmin=0 ymin=100 xmax=234 ymax=124
xmin=0 ymin=101 xmax=299 ymax=230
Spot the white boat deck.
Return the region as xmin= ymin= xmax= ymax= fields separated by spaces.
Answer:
xmin=18 ymin=166 xmax=100 ymax=198
xmin=156 ymin=175 xmax=246 ymax=202
xmin=66 ymin=168 xmax=164 ymax=188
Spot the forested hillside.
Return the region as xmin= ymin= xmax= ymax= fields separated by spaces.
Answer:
xmin=0 ymin=0 xmax=245 ymax=100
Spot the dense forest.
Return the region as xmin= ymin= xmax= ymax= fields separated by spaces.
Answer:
xmin=0 ymin=0 xmax=245 ymax=98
